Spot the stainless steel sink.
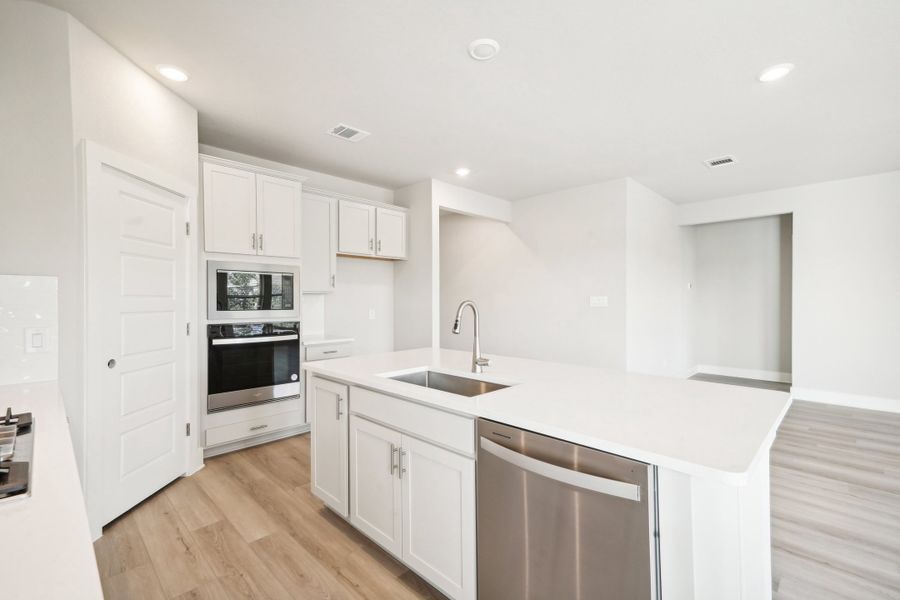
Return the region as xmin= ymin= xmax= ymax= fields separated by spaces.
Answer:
xmin=388 ymin=370 xmax=509 ymax=397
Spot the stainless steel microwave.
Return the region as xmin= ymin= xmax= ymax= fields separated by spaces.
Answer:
xmin=207 ymin=261 xmax=300 ymax=320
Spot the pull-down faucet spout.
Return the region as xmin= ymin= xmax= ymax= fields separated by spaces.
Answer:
xmin=452 ymin=300 xmax=491 ymax=374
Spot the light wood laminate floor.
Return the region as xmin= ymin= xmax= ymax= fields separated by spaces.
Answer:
xmin=95 ymin=400 xmax=900 ymax=600
xmin=94 ymin=434 xmax=447 ymax=600
xmin=771 ymin=400 xmax=900 ymax=599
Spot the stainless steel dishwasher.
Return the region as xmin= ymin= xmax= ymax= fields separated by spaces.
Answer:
xmin=477 ymin=419 xmax=660 ymax=600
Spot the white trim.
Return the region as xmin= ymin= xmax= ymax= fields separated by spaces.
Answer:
xmin=81 ymin=140 xmax=199 ymax=539
xmin=791 ymin=387 xmax=900 ymax=414
xmin=305 ymin=186 xmax=404 ymax=212
xmin=693 ymin=364 xmax=792 ymax=384
xmin=199 ymin=153 xmax=308 ymax=183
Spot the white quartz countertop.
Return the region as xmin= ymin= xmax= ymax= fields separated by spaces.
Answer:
xmin=0 ymin=381 xmax=103 ymax=599
xmin=302 ymin=334 xmax=355 ymax=347
xmin=303 ymin=348 xmax=792 ymax=485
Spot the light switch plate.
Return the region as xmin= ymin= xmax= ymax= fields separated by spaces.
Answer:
xmin=24 ymin=327 xmax=50 ymax=353
xmin=589 ymin=296 xmax=609 ymax=308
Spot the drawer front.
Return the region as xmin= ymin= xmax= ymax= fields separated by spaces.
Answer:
xmin=306 ymin=343 xmax=351 ymax=362
xmin=351 ymin=387 xmax=474 ymax=455
xmin=205 ymin=410 xmax=304 ymax=447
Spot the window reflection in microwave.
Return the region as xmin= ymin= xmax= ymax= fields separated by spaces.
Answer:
xmin=216 ymin=271 xmax=294 ymax=311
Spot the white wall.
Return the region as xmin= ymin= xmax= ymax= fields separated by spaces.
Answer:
xmin=0 ymin=0 xmax=80 ymax=461
xmin=625 ymin=179 xmax=690 ymax=377
xmin=682 ymin=171 xmax=900 ymax=410
xmin=440 ymin=180 xmax=629 ymax=368
xmin=689 ymin=215 xmax=792 ymax=380
xmin=325 ymin=257 xmax=394 ymax=354
xmin=201 ymin=146 xmax=396 ymax=355
xmin=393 ymin=180 xmax=436 ymax=350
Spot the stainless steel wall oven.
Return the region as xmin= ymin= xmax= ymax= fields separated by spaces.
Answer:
xmin=207 ymin=322 xmax=301 ymax=412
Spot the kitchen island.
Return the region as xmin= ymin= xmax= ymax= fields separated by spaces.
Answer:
xmin=304 ymin=347 xmax=791 ymax=600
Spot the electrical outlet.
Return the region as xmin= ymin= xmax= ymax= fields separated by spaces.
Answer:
xmin=368 ymin=308 xmax=376 ymax=320
xmin=589 ymin=296 xmax=609 ymax=308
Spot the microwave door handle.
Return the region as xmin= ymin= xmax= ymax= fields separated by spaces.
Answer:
xmin=479 ymin=437 xmax=642 ymax=502
xmin=211 ymin=334 xmax=299 ymax=346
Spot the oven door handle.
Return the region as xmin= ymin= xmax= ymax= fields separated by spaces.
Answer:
xmin=211 ymin=334 xmax=299 ymax=346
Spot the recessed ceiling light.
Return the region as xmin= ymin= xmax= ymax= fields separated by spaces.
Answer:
xmin=468 ymin=39 xmax=500 ymax=61
xmin=758 ymin=63 xmax=794 ymax=83
xmin=455 ymin=167 xmax=471 ymax=177
xmin=156 ymin=64 xmax=189 ymax=82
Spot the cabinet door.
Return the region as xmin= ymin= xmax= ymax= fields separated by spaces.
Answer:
xmin=349 ymin=416 xmax=402 ymax=558
xmin=401 ymin=436 xmax=476 ymax=600
xmin=257 ymin=174 xmax=302 ymax=258
xmin=302 ymin=193 xmax=337 ymax=292
xmin=202 ymin=161 xmax=257 ymax=255
xmin=310 ymin=376 xmax=349 ymax=517
xmin=375 ymin=207 xmax=406 ymax=259
xmin=338 ymin=200 xmax=376 ymax=255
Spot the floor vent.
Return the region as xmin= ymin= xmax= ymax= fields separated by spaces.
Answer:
xmin=704 ymin=155 xmax=737 ymax=168
xmin=328 ymin=123 xmax=371 ymax=142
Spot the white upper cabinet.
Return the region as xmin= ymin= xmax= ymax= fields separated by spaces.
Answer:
xmin=256 ymin=174 xmax=302 ymax=258
xmin=338 ymin=198 xmax=407 ymax=260
xmin=376 ymin=207 xmax=407 ymax=259
xmin=202 ymin=161 xmax=257 ymax=255
xmin=302 ymin=193 xmax=337 ymax=292
xmin=338 ymin=199 xmax=376 ymax=255
xmin=201 ymin=157 xmax=304 ymax=258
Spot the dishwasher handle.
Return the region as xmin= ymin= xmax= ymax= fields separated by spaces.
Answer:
xmin=480 ymin=437 xmax=642 ymax=502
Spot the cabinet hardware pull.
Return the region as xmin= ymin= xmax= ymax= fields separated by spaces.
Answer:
xmin=251 ymin=233 xmax=257 ymax=250
xmin=399 ymin=448 xmax=407 ymax=479
xmin=249 ymin=424 xmax=268 ymax=431
xmin=322 ymin=350 xmax=338 ymax=354
xmin=377 ymin=239 xmax=381 ymax=252
xmin=331 ymin=274 xmax=336 ymax=287
xmin=259 ymin=234 xmax=264 ymax=252
xmin=336 ymin=396 xmax=344 ymax=420
xmin=390 ymin=444 xmax=399 ymax=474
xmin=369 ymin=238 xmax=374 ymax=251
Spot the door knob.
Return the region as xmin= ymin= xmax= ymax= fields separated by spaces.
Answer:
xmin=107 ymin=359 xmax=117 ymax=369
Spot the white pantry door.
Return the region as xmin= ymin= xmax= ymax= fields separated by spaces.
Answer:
xmin=89 ymin=164 xmax=188 ymax=525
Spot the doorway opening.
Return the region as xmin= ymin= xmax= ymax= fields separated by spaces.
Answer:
xmin=686 ymin=213 xmax=793 ymax=392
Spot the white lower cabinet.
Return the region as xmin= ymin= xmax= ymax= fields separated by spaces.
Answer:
xmin=347 ymin=397 xmax=476 ymax=600
xmin=310 ymin=376 xmax=349 ymax=517
xmin=400 ymin=434 xmax=476 ymax=600
xmin=349 ymin=416 xmax=403 ymax=557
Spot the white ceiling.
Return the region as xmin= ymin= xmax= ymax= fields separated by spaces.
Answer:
xmin=41 ymin=0 xmax=900 ymax=202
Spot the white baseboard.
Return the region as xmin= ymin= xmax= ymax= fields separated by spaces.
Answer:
xmin=790 ymin=387 xmax=900 ymax=414
xmin=694 ymin=364 xmax=792 ymax=384
xmin=203 ymin=424 xmax=310 ymax=458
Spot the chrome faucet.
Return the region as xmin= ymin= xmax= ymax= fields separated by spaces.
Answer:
xmin=452 ymin=300 xmax=491 ymax=373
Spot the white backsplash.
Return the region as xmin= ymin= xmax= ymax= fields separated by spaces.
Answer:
xmin=302 ymin=293 xmax=325 ymax=337
xmin=0 ymin=275 xmax=59 ymax=385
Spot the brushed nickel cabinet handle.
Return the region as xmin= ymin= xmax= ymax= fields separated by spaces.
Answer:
xmin=251 ymin=233 xmax=257 ymax=250
xmin=249 ymin=424 xmax=268 ymax=431
xmin=399 ymin=448 xmax=407 ymax=479
xmin=259 ymin=234 xmax=264 ymax=252
xmin=390 ymin=444 xmax=399 ymax=474
xmin=336 ymin=396 xmax=344 ymax=420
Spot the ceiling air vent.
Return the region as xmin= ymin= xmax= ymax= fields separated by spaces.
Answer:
xmin=328 ymin=123 xmax=371 ymax=142
xmin=704 ymin=155 xmax=737 ymax=168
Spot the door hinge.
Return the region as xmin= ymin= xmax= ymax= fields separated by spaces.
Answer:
xmin=186 ymin=423 xmax=191 ymax=436
xmin=185 ymin=222 xmax=191 ymax=236
xmin=186 ymin=322 xmax=191 ymax=336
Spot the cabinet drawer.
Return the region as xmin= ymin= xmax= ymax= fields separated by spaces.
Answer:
xmin=306 ymin=343 xmax=351 ymax=362
xmin=350 ymin=387 xmax=474 ymax=455
xmin=205 ymin=410 xmax=304 ymax=447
